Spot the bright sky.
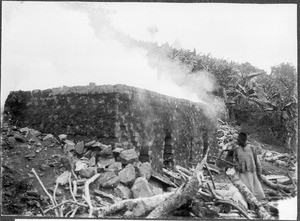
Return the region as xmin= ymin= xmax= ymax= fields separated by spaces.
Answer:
xmin=106 ymin=2 xmax=297 ymax=72
xmin=1 ymin=2 xmax=297 ymax=110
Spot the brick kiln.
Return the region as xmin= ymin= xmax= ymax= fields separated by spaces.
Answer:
xmin=4 ymin=84 xmax=218 ymax=172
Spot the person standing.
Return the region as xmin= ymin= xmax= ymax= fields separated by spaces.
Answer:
xmin=233 ymin=132 xmax=265 ymax=200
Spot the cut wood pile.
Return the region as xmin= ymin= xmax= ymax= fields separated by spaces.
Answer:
xmin=262 ymin=150 xmax=297 ymax=171
xmin=1 ymin=123 xmax=297 ymax=219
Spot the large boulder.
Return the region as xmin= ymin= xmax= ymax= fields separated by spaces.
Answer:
xmin=131 ymin=177 xmax=153 ymax=198
xmin=95 ymin=172 xmax=120 ymax=189
xmin=118 ymin=164 xmax=136 ymax=186
xmin=114 ymin=184 xmax=132 ymax=199
xmin=117 ymin=149 xmax=138 ymax=165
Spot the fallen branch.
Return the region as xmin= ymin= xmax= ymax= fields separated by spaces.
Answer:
xmin=216 ymin=199 xmax=252 ymax=219
xmin=69 ymin=174 xmax=77 ymax=202
xmin=97 ymin=192 xmax=173 ymax=217
xmin=261 ymin=175 xmax=291 ymax=193
xmin=286 ymin=172 xmax=296 ymax=189
xmin=205 ymin=163 xmax=216 ymax=190
xmin=212 ymin=156 xmax=237 ymax=167
xmin=147 ymin=155 xmax=208 ymax=218
xmin=31 ymin=168 xmax=59 ymax=217
xmin=226 ymin=168 xmax=271 ymax=219
xmin=43 ymin=200 xmax=88 ymax=214
xmin=83 ymin=173 xmax=101 ymax=217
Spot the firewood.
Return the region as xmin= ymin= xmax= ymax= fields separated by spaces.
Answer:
xmin=97 ymin=192 xmax=173 ymax=217
xmin=264 ymin=153 xmax=289 ymax=162
xmin=260 ymin=175 xmax=291 ymax=193
xmin=226 ymin=168 xmax=271 ymax=219
xmin=147 ymin=155 xmax=208 ymax=218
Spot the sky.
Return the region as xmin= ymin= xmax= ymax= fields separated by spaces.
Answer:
xmin=1 ymin=2 xmax=297 ymax=112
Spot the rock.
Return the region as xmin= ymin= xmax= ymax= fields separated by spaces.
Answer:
xmin=149 ymin=179 xmax=163 ymax=195
xmin=75 ymin=141 xmax=85 ymax=155
xmin=25 ymin=152 xmax=36 ymax=160
xmin=88 ymin=156 xmax=96 ymax=166
xmin=42 ymin=134 xmax=58 ymax=146
xmin=113 ymin=142 xmax=124 ymax=149
xmin=166 ymin=187 xmax=177 ymax=192
xmin=83 ymin=150 xmax=92 ymax=158
xmin=118 ymin=164 xmax=136 ymax=186
xmin=6 ymin=137 xmax=17 ymax=148
xmin=97 ymin=156 xmax=115 ymax=169
xmin=117 ymin=149 xmax=138 ymax=165
xmin=95 ymin=172 xmax=120 ymax=188
xmin=64 ymin=141 xmax=75 ymax=153
xmin=20 ymin=127 xmax=29 ymax=133
xmin=131 ymin=177 xmax=153 ymax=198
xmin=14 ymin=133 xmax=26 ymax=143
xmin=90 ymin=150 xmax=99 ymax=158
xmin=108 ymin=162 xmax=123 ymax=171
xmin=114 ymin=184 xmax=132 ymax=199
xmin=58 ymin=134 xmax=67 ymax=141
xmin=113 ymin=147 xmax=124 ymax=154
xmin=25 ymin=129 xmax=41 ymax=140
xmin=79 ymin=167 xmax=95 ymax=179
xmin=85 ymin=140 xmax=96 ymax=147
xmin=39 ymin=164 xmax=48 ymax=171
xmin=99 ymin=145 xmax=112 ymax=156
xmin=136 ymin=162 xmax=151 ymax=180
xmin=64 ymin=140 xmax=75 ymax=145
xmin=91 ymin=141 xmax=102 ymax=148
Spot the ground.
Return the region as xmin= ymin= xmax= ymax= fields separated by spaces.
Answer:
xmin=0 ymin=124 xmax=296 ymax=217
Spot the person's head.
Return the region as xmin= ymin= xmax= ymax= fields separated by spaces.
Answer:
xmin=237 ymin=132 xmax=247 ymax=147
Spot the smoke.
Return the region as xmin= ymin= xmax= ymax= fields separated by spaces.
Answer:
xmin=2 ymin=2 xmax=225 ymax=120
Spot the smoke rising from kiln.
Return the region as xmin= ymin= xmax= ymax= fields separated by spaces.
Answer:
xmin=2 ymin=2 xmax=225 ymax=120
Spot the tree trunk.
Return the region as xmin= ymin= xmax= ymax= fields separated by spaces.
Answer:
xmin=97 ymin=192 xmax=173 ymax=217
xmin=226 ymin=168 xmax=271 ymax=219
xmin=261 ymin=175 xmax=291 ymax=193
xmin=147 ymin=157 xmax=207 ymax=218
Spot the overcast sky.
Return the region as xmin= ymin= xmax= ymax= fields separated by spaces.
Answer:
xmin=1 ymin=2 xmax=297 ymax=108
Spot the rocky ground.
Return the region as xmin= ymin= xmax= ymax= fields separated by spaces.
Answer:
xmin=1 ymin=123 xmax=297 ymax=218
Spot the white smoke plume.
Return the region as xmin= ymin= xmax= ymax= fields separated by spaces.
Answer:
xmin=2 ymin=2 xmax=225 ymax=120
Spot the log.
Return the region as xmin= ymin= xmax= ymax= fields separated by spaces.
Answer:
xmin=264 ymin=153 xmax=289 ymax=162
xmin=163 ymin=168 xmax=182 ymax=180
xmin=226 ymin=168 xmax=271 ymax=219
xmin=97 ymin=192 xmax=173 ymax=217
xmin=261 ymin=175 xmax=291 ymax=193
xmin=205 ymin=163 xmax=220 ymax=174
xmin=147 ymin=156 xmax=207 ymax=218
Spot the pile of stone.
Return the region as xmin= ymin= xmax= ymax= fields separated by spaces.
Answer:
xmin=58 ymin=134 xmax=166 ymax=201
xmin=2 ymin=124 xmax=167 ymax=205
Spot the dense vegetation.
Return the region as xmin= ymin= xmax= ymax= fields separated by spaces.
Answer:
xmin=143 ymin=43 xmax=297 ymax=150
